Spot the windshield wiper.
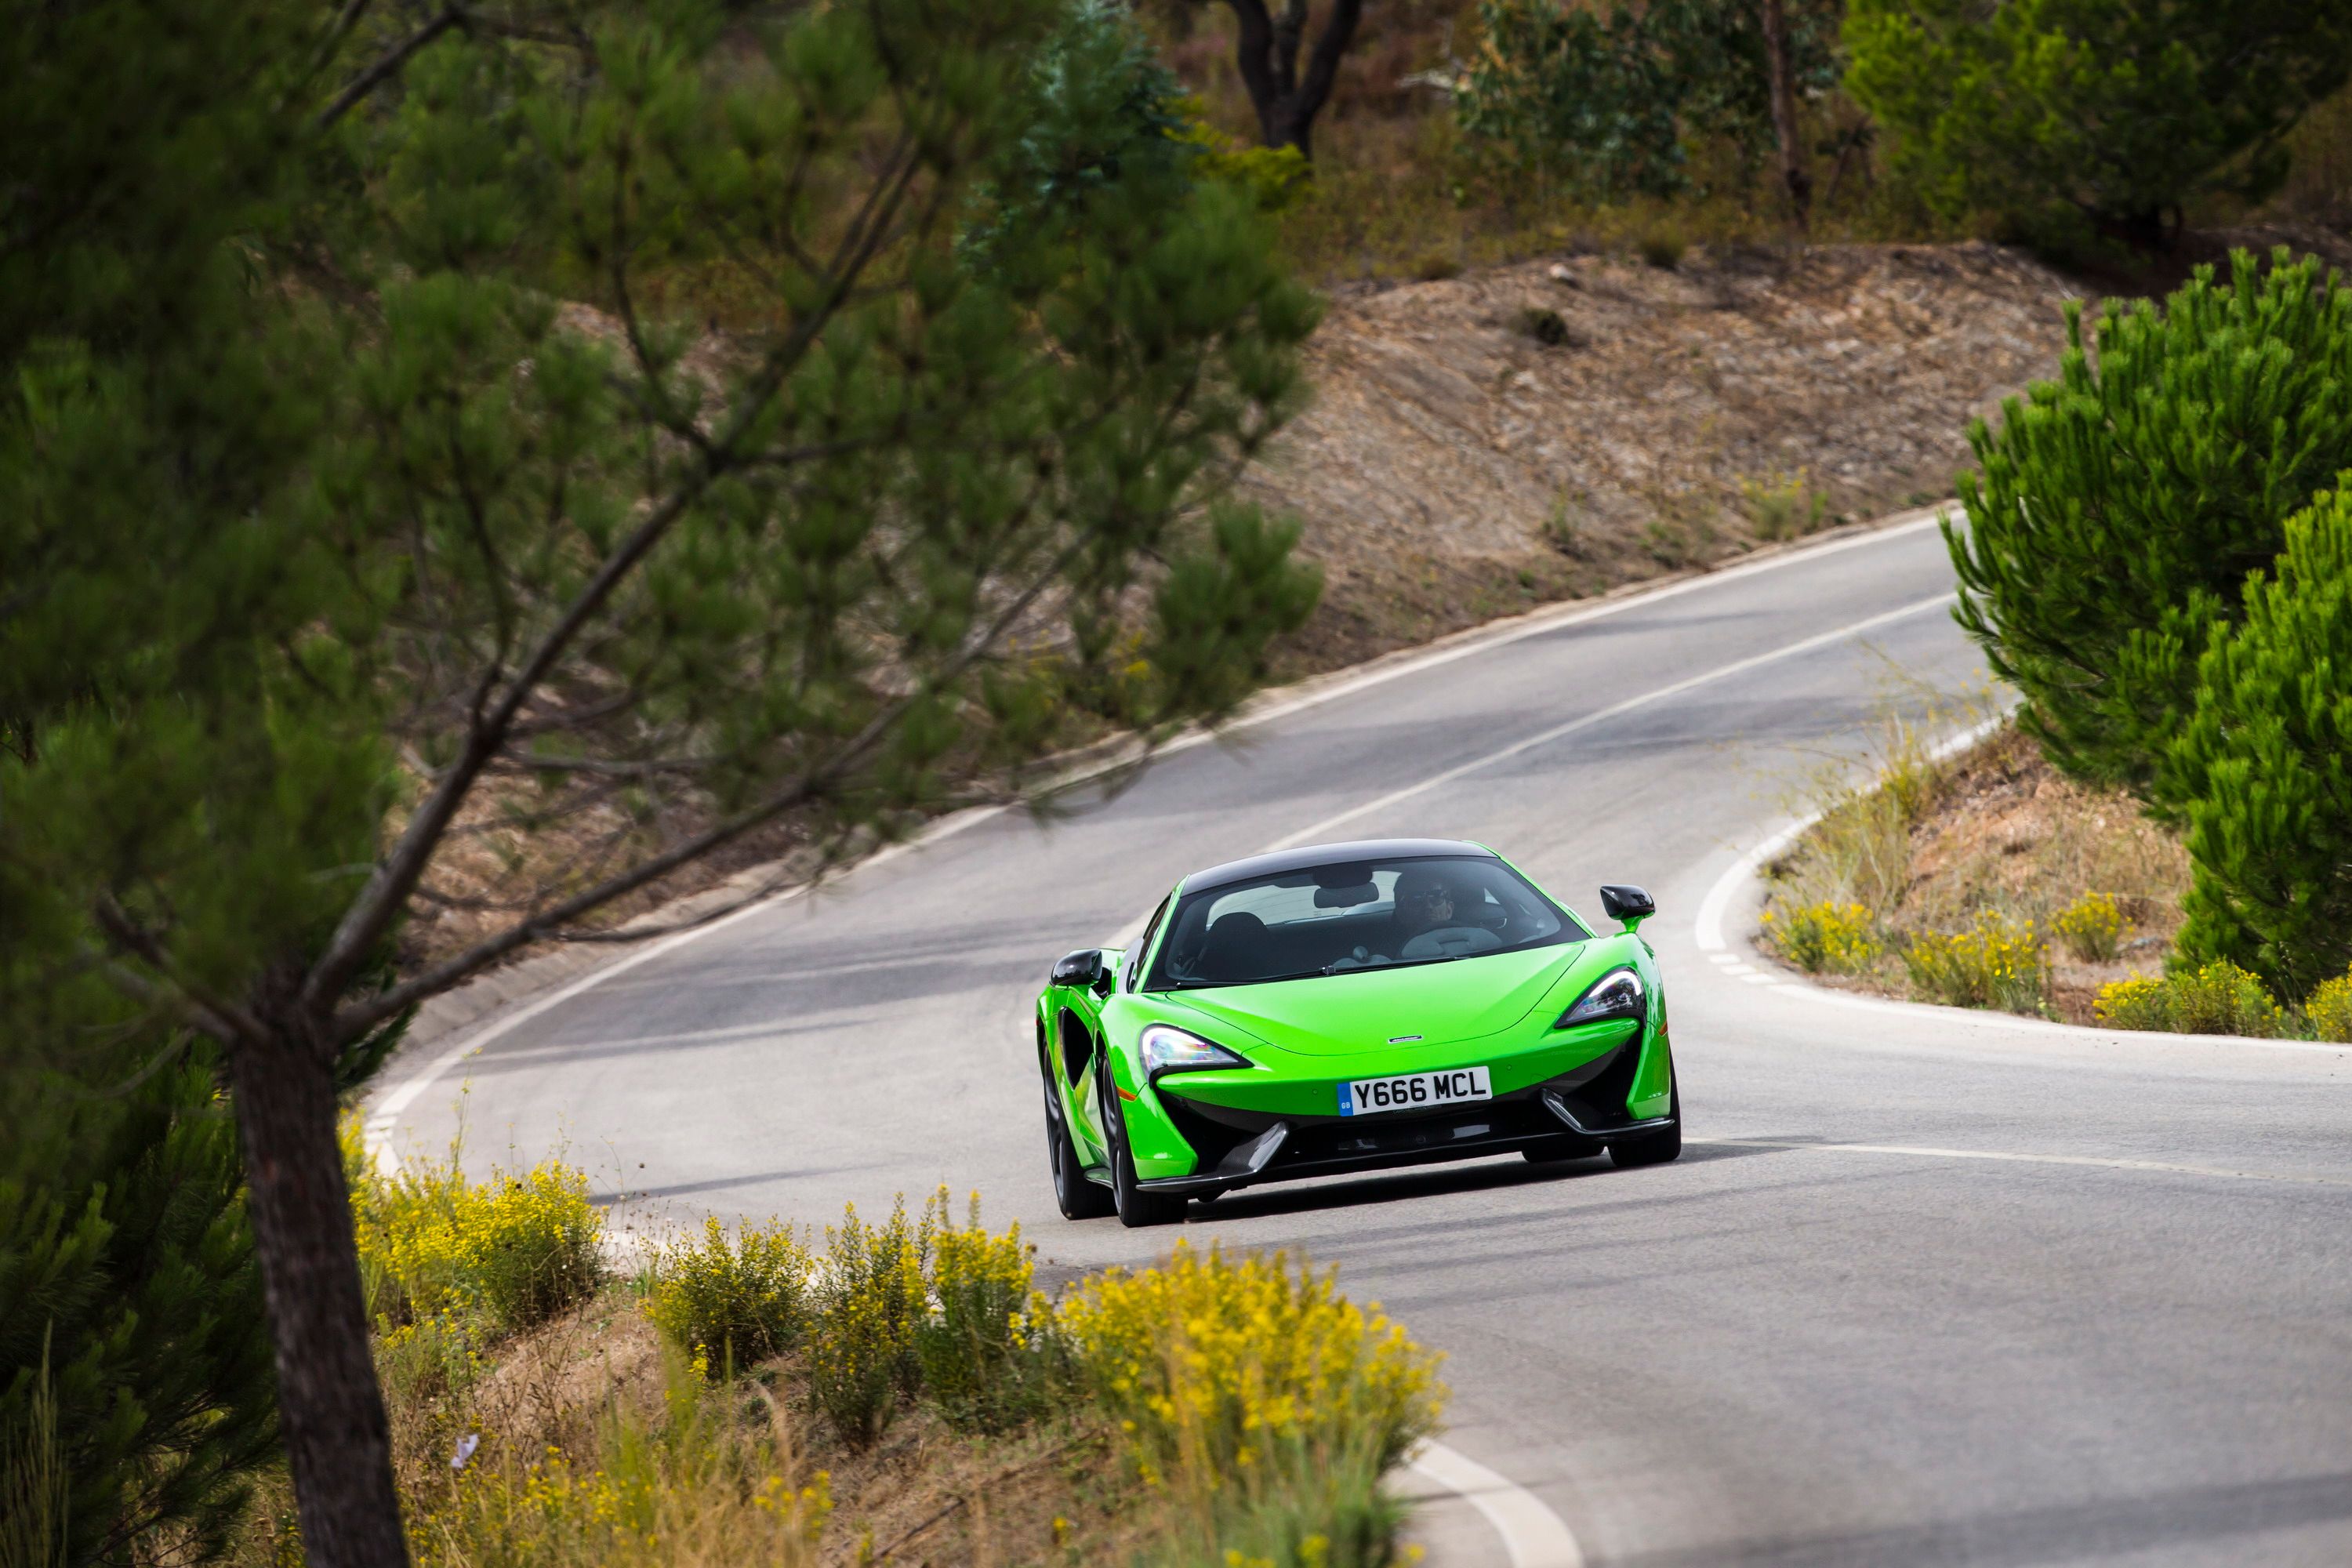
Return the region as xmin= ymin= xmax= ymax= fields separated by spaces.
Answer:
xmin=1160 ymin=954 xmax=1465 ymax=991
xmin=1163 ymin=968 xmax=1327 ymax=990
xmin=1322 ymin=953 xmax=1461 ymax=976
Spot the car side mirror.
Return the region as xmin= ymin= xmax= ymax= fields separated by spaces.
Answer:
xmin=1598 ymin=884 xmax=1655 ymax=933
xmin=1051 ymin=948 xmax=1111 ymax=993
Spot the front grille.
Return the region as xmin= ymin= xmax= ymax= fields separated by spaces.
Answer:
xmin=1155 ymin=1029 xmax=1642 ymax=1182
xmin=1276 ymin=1098 xmax=1559 ymax=1167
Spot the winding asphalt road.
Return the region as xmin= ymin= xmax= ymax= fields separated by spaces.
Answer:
xmin=380 ymin=512 xmax=2352 ymax=1567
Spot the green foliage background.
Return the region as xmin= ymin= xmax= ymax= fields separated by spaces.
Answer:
xmin=1846 ymin=0 xmax=2352 ymax=250
xmin=2165 ymin=488 xmax=2352 ymax=996
xmin=1947 ymin=251 xmax=2352 ymax=800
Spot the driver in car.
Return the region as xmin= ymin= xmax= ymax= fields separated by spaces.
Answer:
xmin=1387 ymin=866 xmax=1463 ymax=953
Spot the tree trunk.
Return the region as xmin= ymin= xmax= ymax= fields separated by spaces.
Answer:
xmin=226 ymin=1004 xmax=410 ymax=1568
xmin=1758 ymin=0 xmax=1810 ymax=230
xmin=1221 ymin=0 xmax=1366 ymax=158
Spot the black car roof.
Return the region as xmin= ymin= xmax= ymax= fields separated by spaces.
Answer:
xmin=1179 ymin=838 xmax=1495 ymax=895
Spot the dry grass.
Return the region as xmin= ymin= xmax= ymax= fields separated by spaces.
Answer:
xmin=1762 ymin=722 xmax=2192 ymax=1023
xmin=227 ymin=1290 xmax=1131 ymax=1568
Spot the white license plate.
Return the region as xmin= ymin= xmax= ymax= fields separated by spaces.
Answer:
xmin=1338 ymin=1065 xmax=1492 ymax=1116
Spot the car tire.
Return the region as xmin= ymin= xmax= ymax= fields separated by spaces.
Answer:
xmin=1100 ymin=1074 xmax=1188 ymax=1229
xmin=1608 ymin=1071 xmax=1682 ymax=1168
xmin=1044 ymin=1062 xmax=1115 ymax=1220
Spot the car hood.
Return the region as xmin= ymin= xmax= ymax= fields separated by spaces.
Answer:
xmin=1158 ymin=943 xmax=1597 ymax=1058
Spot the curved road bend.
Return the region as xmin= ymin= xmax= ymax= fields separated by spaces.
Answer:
xmin=387 ymin=515 xmax=2352 ymax=1567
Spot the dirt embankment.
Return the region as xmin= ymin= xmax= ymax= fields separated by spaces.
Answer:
xmin=1248 ymin=234 xmax=2321 ymax=671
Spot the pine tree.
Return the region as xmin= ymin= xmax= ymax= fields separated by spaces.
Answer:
xmin=1 ymin=1055 xmax=278 ymax=1568
xmin=2 ymin=2 xmax=1322 ymax=1563
xmin=2164 ymin=488 xmax=2352 ymax=1000
xmin=1945 ymin=249 xmax=2352 ymax=801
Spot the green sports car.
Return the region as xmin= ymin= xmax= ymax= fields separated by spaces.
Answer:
xmin=1034 ymin=838 xmax=1679 ymax=1227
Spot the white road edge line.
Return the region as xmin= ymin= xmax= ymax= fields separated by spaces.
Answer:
xmin=361 ymin=805 xmax=1011 ymax=1174
xmin=1408 ymin=1440 xmax=1585 ymax=1568
xmin=1263 ymin=592 xmax=1958 ymax=853
xmin=1690 ymin=714 xmax=2352 ymax=1058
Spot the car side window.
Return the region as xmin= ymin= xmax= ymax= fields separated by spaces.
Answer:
xmin=1126 ymin=896 xmax=1170 ymax=991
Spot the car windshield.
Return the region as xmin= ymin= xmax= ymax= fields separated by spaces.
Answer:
xmin=1143 ymin=854 xmax=1584 ymax=991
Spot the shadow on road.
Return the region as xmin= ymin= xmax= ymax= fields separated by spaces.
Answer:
xmin=1613 ymin=1468 xmax=2352 ymax=1568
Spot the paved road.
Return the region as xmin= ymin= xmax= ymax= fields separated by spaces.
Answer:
xmin=387 ymin=514 xmax=2352 ymax=1567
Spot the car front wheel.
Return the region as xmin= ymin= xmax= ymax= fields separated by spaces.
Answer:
xmin=1100 ymin=1073 xmax=1188 ymax=1229
xmin=1043 ymin=1061 xmax=1115 ymax=1220
xmin=1608 ymin=1070 xmax=1682 ymax=1168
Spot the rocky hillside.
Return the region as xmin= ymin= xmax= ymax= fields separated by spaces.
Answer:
xmin=1247 ymin=234 xmax=2340 ymax=670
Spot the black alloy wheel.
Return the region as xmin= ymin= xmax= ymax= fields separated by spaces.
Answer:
xmin=1043 ymin=1060 xmax=1114 ymax=1219
xmin=1608 ymin=1070 xmax=1682 ymax=1168
xmin=1100 ymin=1071 xmax=1188 ymax=1228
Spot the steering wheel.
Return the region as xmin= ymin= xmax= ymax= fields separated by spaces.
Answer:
xmin=1400 ymin=926 xmax=1504 ymax=960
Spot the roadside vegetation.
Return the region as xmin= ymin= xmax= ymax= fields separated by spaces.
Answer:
xmin=215 ymin=1138 xmax=1446 ymax=1568
xmin=1761 ymin=249 xmax=2352 ymax=1042
xmin=13 ymin=0 xmax=2352 ymax=1563
xmin=1144 ymin=0 xmax=2352 ymax=288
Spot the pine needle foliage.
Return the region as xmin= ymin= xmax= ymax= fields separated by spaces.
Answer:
xmin=0 ymin=1058 xmax=279 ymax=1568
xmin=1945 ymin=249 xmax=2352 ymax=801
xmin=2162 ymin=488 xmax=2352 ymax=998
xmin=2 ymin=0 xmax=1323 ymax=1555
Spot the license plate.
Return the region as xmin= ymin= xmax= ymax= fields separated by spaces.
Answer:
xmin=1338 ymin=1065 xmax=1492 ymax=1116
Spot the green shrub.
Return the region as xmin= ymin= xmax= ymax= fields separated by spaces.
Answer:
xmin=914 ymin=1192 xmax=1054 ymax=1433
xmin=1902 ymin=913 xmax=2047 ymax=1014
xmin=2307 ymin=971 xmax=2352 ymax=1044
xmin=1740 ymin=470 xmax=1829 ymax=543
xmin=1845 ymin=0 xmax=2352 ymax=249
xmin=1761 ymin=900 xmax=1881 ymax=975
xmin=350 ymin=1138 xmax=603 ymax=1338
xmin=1514 ymin=305 xmax=1573 ymax=347
xmin=1140 ymin=1432 xmax=1406 ymax=1568
xmin=1411 ymin=250 xmax=1462 ymax=281
xmin=2164 ymin=488 xmax=2352 ymax=998
xmin=1062 ymin=1243 xmax=1444 ymax=1483
xmin=805 ymin=1199 xmax=930 ymax=1449
xmin=1455 ymin=0 xmax=1839 ymax=202
xmin=1944 ymin=251 xmax=2352 ymax=800
xmin=648 ymin=1218 xmax=811 ymax=1376
xmin=2090 ymin=976 xmax=2170 ymax=1032
xmin=1637 ymin=228 xmax=1686 ymax=270
xmin=0 ymin=1058 xmax=278 ymax=1568
xmin=2051 ymin=892 xmax=2128 ymax=963
xmin=2093 ymin=962 xmax=2286 ymax=1037
xmin=1178 ymin=103 xmax=1312 ymax=214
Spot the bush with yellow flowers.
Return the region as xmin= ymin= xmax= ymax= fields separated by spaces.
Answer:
xmin=1061 ymin=1243 xmax=1443 ymax=1486
xmin=1760 ymin=900 xmax=1882 ymax=975
xmin=646 ymin=1217 xmax=812 ymax=1376
xmin=916 ymin=1192 xmax=1056 ymax=1433
xmin=2309 ymin=968 xmax=2352 ymax=1044
xmin=1902 ymin=912 xmax=2048 ymax=1014
xmin=347 ymin=1132 xmax=604 ymax=1338
xmin=2092 ymin=961 xmax=2287 ymax=1037
xmin=805 ymin=1197 xmax=931 ymax=1449
xmin=2051 ymin=892 xmax=2129 ymax=962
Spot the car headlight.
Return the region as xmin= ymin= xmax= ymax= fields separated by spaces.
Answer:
xmin=1139 ymin=1024 xmax=1250 ymax=1079
xmin=1555 ymin=967 xmax=1646 ymax=1027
